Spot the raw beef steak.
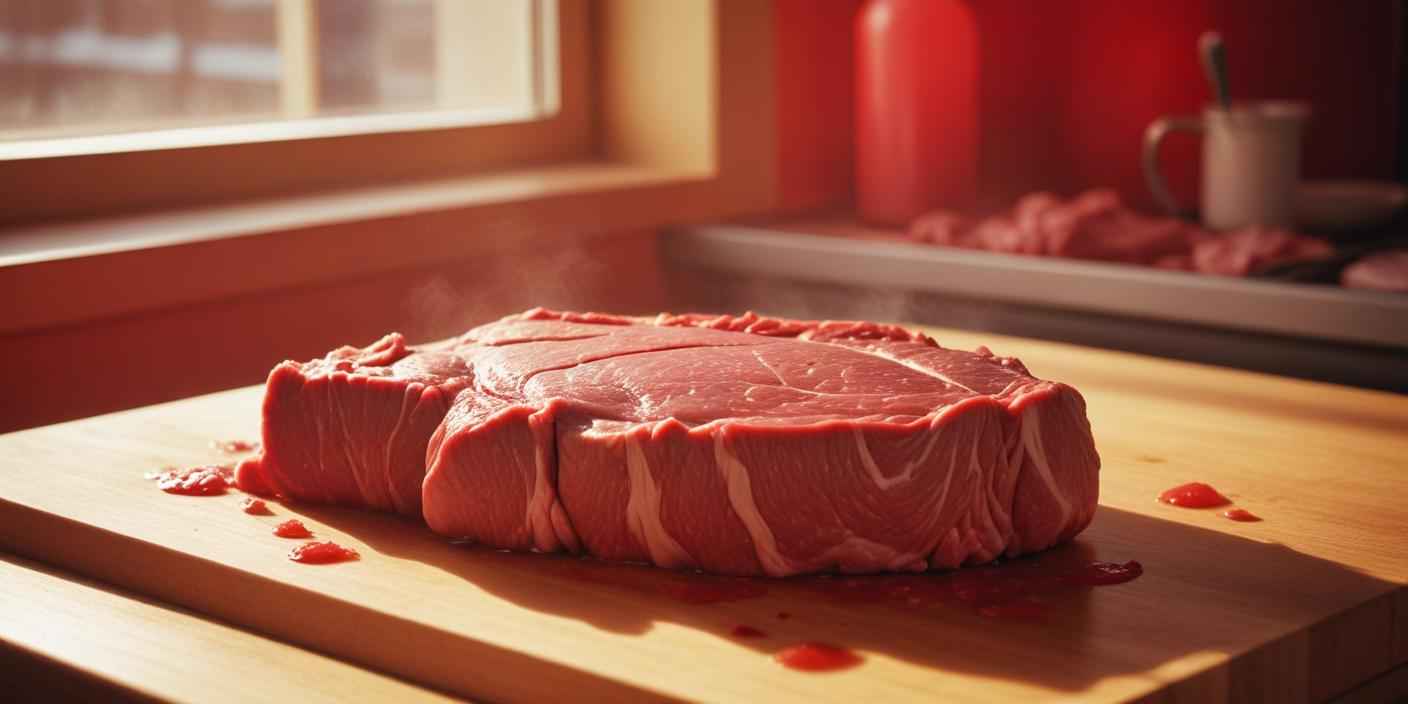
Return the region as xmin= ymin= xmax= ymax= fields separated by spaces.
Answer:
xmin=237 ymin=309 xmax=1100 ymax=576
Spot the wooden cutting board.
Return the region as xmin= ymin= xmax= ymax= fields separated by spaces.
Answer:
xmin=1 ymin=326 xmax=1405 ymax=703
xmin=0 ymin=553 xmax=456 ymax=703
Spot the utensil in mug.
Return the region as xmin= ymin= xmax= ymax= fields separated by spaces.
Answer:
xmin=1143 ymin=101 xmax=1309 ymax=230
xmin=1198 ymin=31 xmax=1231 ymax=110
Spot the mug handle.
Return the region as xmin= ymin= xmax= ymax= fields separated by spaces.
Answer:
xmin=1142 ymin=116 xmax=1203 ymax=218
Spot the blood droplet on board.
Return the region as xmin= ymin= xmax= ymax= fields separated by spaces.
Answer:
xmin=1223 ymin=507 xmax=1262 ymax=522
xmin=288 ymin=541 xmax=358 ymax=564
xmin=153 ymin=466 xmax=231 ymax=496
xmin=1158 ymin=482 xmax=1231 ymax=508
xmin=775 ymin=643 xmax=862 ymax=672
xmin=274 ymin=519 xmax=312 ymax=538
xmin=240 ymin=497 xmax=271 ymax=515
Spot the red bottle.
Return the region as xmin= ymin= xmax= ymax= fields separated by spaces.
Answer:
xmin=855 ymin=0 xmax=979 ymax=226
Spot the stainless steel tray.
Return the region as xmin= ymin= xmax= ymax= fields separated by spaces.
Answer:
xmin=664 ymin=223 xmax=1408 ymax=350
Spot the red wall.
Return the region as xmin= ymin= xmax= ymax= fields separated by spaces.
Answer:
xmin=1061 ymin=0 xmax=1401 ymax=209
xmin=774 ymin=0 xmax=864 ymax=213
xmin=775 ymin=0 xmax=1401 ymax=214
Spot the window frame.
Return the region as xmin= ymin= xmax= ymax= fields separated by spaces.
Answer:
xmin=0 ymin=0 xmax=594 ymax=225
xmin=0 ymin=0 xmax=782 ymax=342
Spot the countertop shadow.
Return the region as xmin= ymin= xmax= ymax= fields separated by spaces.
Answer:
xmin=297 ymin=500 xmax=1398 ymax=696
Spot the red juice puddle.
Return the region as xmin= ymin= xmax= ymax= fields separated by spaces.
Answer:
xmin=289 ymin=541 xmax=358 ymax=564
xmin=212 ymin=439 xmax=260 ymax=454
xmin=730 ymin=625 xmax=768 ymax=639
xmin=797 ymin=556 xmax=1142 ymax=619
xmin=274 ymin=519 xmax=313 ymax=538
xmin=660 ymin=578 xmax=768 ymax=605
xmin=775 ymin=643 xmax=863 ymax=672
xmin=1065 ymin=560 xmax=1144 ymax=586
xmin=1223 ymin=507 xmax=1262 ymax=522
xmin=977 ymin=599 xmax=1047 ymax=618
xmin=1158 ymin=482 xmax=1231 ymax=508
xmin=553 ymin=559 xmax=768 ymax=605
xmin=240 ymin=497 xmax=271 ymax=515
xmin=152 ymin=466 xmax=232 ymax=496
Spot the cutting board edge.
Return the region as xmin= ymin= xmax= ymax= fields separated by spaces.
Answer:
xmin=0 ymin=496 xmax=686 ymax=704
xmin=9 ymin=491 xmax=1400 ymax=704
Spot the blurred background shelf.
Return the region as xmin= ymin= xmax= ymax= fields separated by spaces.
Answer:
xmin=663 ymin=216 xmax=1408 ymax=392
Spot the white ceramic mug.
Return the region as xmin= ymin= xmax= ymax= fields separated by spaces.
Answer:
xmin=1143 ymin=101 xmax=1309 ymax=230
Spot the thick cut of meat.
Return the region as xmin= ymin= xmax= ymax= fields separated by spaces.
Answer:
xmin=238 ymin=309 xmax=1101 ymax=576
xmin=237 ymin=334 xmax=471 ymax=515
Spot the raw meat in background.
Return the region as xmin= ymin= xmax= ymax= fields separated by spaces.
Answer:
xmin=1341 ymin=250 xmax=1408 ymax=292
xmin=910 ymin=189 xmax=1331 ymax=277
xmin=1181 ymin=227 xmax=1333 ymax=277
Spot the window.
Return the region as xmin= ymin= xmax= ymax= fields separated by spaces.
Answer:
xmin=0 ymin=0 xmax=560 ymax=158
xmin=0 ymin=0 xmax=589 ymax=223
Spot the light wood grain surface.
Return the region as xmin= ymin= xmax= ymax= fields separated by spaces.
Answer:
xmin=0 ymin=553 xmax=458 ymax=703
xmin=1 ymin=325 xmax=1405 ymax=703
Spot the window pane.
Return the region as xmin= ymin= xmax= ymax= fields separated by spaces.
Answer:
xmin=0 ymin=0 xmax=552 ymax=147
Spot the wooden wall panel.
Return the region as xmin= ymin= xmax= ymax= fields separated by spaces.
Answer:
xmin=0 ymin=231 xmax=669 ymax=433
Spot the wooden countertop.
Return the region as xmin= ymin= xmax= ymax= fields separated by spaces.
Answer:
xmin=1 ymin=325 xmax=1405 ymax=702
xmin=0 ymin=553 xmax=458 ymax=703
